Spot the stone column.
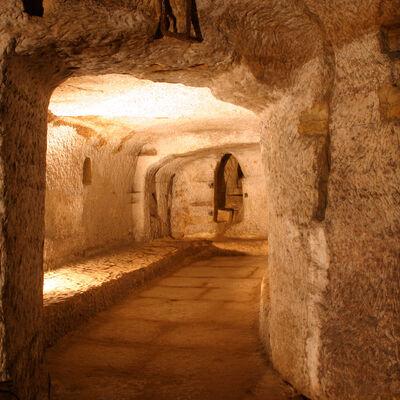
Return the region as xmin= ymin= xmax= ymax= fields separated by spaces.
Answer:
xmin=0 ymin=50 xmax=52 ymax=399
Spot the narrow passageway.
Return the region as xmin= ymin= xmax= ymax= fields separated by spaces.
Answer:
xmin=46 ymin=255 xmax=296 ymax=400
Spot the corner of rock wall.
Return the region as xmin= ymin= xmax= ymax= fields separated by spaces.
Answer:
xmin=259 ymin=50 xmax=334 ymax=399
xmin=0 ymin=51 xmax=54 ymax=399
xmin=261 ymin=27 xmax=400 ymax=400
xmin=319 ymin=30 xmax=400 ymax=400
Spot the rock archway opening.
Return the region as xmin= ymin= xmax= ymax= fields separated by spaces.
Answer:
xmin=142 ymin=145 xmax=267 ymax=242
xmin=214 ymin=153 xmax=244 ymax=226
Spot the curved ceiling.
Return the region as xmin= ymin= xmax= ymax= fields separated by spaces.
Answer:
xmin=50 ymin=74 xmax=255 ymax=122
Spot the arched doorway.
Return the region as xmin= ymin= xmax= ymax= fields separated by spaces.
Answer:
xmin=214 ymin=154 xmax=244 ymax=224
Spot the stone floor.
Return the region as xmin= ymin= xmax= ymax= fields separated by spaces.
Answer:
xmin=46 ymin=255 xmax=299 ymax=400
xmin=43 ymin=239 xmax=219 ymax=346
xmin=44 ymin=240 xmax=212 ymax=305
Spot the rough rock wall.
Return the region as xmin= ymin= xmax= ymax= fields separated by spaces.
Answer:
xmin=225 ymin=149 xmax=268 ymax=239
xmin=44 ymin=115 xmax=260 ymax=268
xmin=170 ymin=156 xmax=217 ymax=239
xmin=135 ymin=126 xmax=260 ymax=242
xmin=139 ymin=142 xmax=266 ymax=242
xmin=260 ymin=55 xmax=330 ymax=399
xmin=45 ymin=119 xmax=137 ymax=270
xmin=320 ymin=32 xmax=400 ymax=399
xmin=0 ymin=51 xmax=62 ymax=399
xmin=169 ymin=149 xmax=268 ymax=240
xmin=0 ymin=0 xmax=399 ymax=399
xmin=260 ymin=30 xmax=400 ymax=400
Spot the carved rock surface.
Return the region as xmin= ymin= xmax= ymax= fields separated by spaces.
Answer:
xmin=378 ymin=84 xmax=400 ymax=120
xmin=298 ymin=103 xmax=330 ymax=137
xmin=0 ymin=1 xmax=399 ymax=400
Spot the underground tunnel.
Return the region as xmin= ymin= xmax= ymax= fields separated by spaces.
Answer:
xmin=0 ymin=0 xmax=400 ymax=399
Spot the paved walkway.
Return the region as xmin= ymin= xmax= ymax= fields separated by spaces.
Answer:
xmin=44 ymin=240 xmax=211 ymax=305
xmin=46 ymin=255 xmax=298 ymax=400
xmin=43 ymin=239 xmax=217 ymax=347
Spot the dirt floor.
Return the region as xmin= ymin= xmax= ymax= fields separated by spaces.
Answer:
xmin=46 ymin=255 xmax=301 ymax=400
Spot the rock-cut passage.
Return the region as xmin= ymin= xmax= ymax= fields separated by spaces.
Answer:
xmin=46 ymin=255 xmax=297 ymax=400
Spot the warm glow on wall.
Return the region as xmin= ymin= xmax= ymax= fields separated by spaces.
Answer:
xmin=49 ymin=74 xmax=252 ymax=120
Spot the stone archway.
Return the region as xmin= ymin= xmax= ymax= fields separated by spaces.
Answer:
xmin=214 ymin=153 xmax=244 ymax=225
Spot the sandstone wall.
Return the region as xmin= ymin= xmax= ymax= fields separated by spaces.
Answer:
xmin=133 ymin=128 xmax=260 ymax=242
xmin=260 ymin=31 xmax=400 ymax=400
xmin=0 ymin=1 xmax=399 ymax=399
xmin=170 ymin=156 xmax=217 ymax=239
xmin=0 ymin=51 xmax=57 ymax=399
xmin=320 ymin=32 xmax=400 ymax=399
xmin=260 ymin=56 xmax=328 ymax=399
xmin=45 ymin=120 xmax=136 ymax=270
xmin=169 ymin=149 xmax=268 ymax=240
xmin=44 ymin=117 xmax=261 ymax=268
